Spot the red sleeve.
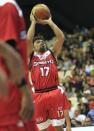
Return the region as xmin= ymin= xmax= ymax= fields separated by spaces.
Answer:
xmin=0 ymin=3 xmax=27 ymax=61
xmin=0 ymin=3 xmax=19 ymax=42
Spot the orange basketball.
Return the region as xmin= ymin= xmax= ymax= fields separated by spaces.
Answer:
xmin=32 ymin=4 xmax=51 ymax=20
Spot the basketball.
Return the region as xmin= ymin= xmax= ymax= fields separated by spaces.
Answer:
xmin=32 ymin=4 xmax=51 ymax=20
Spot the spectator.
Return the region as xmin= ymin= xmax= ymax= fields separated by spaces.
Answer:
xmin=71 ymin=108 xmax=86 ymax=127
xmin=87 ymin=101 xmax=94 ymax=126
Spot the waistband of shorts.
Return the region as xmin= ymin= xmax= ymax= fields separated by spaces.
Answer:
xmin=35 ymin=86 xmax=58 ymax=93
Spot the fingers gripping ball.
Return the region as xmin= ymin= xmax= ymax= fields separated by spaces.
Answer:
xmin=32 ymin=4 xmax=51 ymax=20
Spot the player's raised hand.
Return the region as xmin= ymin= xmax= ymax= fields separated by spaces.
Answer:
xmin=37 ymin=16 xmax=52 ymax=25
xmin=30 ymin=12 xmax=36 ymax=23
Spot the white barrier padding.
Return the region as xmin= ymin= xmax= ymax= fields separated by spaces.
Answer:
xmin=64 ymin=126 xmax=94 ymax=131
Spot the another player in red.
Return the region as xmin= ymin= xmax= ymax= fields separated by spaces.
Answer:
xmin=27 ymin=13 xmax=71 ymax=131
xmin=0 ymin=0 xmax=39 ymax=131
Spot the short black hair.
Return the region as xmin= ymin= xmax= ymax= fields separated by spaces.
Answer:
xmin=33 ymin=35 xmax=45 ymax=43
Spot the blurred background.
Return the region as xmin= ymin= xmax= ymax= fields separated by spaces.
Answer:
xmin=17 ymin=0 xmax=94 ymax=34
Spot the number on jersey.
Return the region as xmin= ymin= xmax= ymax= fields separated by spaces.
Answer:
xmin=57 ymin=110 xmax=63 ymax=117
xmin=40 ymin=67 xmax=49 ymax=76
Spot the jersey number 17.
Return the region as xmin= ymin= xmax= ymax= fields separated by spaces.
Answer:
xmin=40 ymin=67 xmax=49 ymax=76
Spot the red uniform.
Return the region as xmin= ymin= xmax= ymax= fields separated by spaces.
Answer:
xmin=0 ymin=0 xmax=38 ymax=130
xmin=48 ymin=125 xmax=56 ymax=131
xmin=29 ymin=50 xmax=70 ymax=130
xmin=30 ymin=50 xmax=59 ymax=90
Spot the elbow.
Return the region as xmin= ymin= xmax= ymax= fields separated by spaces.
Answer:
xmin=59 ymin=33 xmax=65 ymax=45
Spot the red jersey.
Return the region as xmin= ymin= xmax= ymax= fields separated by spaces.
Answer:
xmin=29 ymin=50 xmax=59 ymax=90
xmin=0 ymin=0 xmax=27 ymax=67
xmin=0 ymin=0 xmax=28 ymax=125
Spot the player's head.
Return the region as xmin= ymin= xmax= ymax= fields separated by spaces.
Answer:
xmin=33 ymin=35 xmax=47 ymax=52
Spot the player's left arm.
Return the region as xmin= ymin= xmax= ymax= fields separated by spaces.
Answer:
xmin=62 ymin=93 xmax=71 ymax=131
xmin=47 ymin=18 xmax=65 ymax=56
xmin=64 ymin=109 xmax=71 ymax=131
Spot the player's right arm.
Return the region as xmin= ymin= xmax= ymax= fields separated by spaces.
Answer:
xmin=27 ymin=14 xmax=36 ymax=56
xmin=47 ymin=18 xmax=65 ymax=56
xmin=0 ymin=41 xmax=24 ymax=96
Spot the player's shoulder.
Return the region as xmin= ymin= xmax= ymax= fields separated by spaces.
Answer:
xmin=0 ymin=0 xmax=23 ymax=17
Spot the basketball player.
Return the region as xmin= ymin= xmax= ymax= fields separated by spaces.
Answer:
xmin=27 ymin=12 xmax=71 ymax=131
xmin=0 ymin=0 xmax=39 ymax=131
